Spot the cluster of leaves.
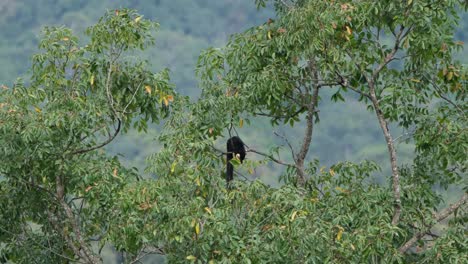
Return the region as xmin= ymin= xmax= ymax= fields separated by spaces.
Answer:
xmin=146 ymin=0 xmax=467 ymax=262
xmin=111 ymin=161 xmax=401 ymax=263
xmin=0 ymin=9 xmax=174 ymax=263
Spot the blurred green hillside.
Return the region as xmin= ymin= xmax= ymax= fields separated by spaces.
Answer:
xmin=0 ymin=0 xmax=466 ymax=182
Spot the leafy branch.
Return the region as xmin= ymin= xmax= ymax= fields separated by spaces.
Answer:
xmin=398 ymin=193 xmax=467 ymax=253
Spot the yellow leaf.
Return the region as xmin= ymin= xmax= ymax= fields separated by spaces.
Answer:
xmin=34 ymin=107 xmax=42 ymax=113
xmin=351 ymin=244 xmax=356 ymax=250
xmin=195 ymin=222 xmax=200 ymax=235
xmin=209 ymin=260 xmax=215 ymax=264
xmin=410 ymin=78 xmax=421 ymax=83
xmin=447 ymin=71 xmax=454 ymax=81
xmin=170 ymin=161 xmax=176 ymax=173
xmin=336 ymin=230 xmax=343 ymax=241
xmin=145 ymin=85 xmax=152 ymax=94
xmin=290 ymin=211 xmax=298 ymax=222
xmin=267 ymin=31 xmax=272 ymax=40
xmin=443 ymin=68 xmax=448 ymax=76
xmin=186 ymin=255 xmax=197 ymax=261
xmin=346 ymin=26 xmax=352 ymax=35
xmin=329 ymin=169 xmax=335 ymax=177
xmin=113 ymin=168 xmax=118 ymax=177
xmin=163 ymin=97 xmax=169 ymax=106
xmin=320 ymin=166 xmax=326 ymax=173
xmin=90 ymin=75 xmax=95 ymax=85
xmin=204 ymin=207 xmax=212 ymax=215
xmin=195 ymin=177 xmax=201 ymax=186
xmin=239 ymin=118 xmax=244 ymax=128
xmin=135 ymin=16 xmax=143 ymax=23
xmin=336 ymin=226 xmax=344 ymax=241
xmin=335 ymin=186 xmax=349 ymax=193
xmin=62 ymin=37 xmax=69 ymax=41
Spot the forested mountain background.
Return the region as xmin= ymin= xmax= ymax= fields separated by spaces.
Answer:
xmin=1 ymin=0 xmax=466 ymax=184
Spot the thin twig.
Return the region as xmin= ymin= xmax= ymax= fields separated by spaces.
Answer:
xmin=70 ymin=119 xmax=121 ymax=155
xmin=247 ymin=148 xmax=295 ymax=167
xmin=274 ymin=131 xmax=296 ymax=161
xmin=427 ymin=77 xmax=466 ymax=118
xmin=122 ymin=80 xmax=145 ymax=114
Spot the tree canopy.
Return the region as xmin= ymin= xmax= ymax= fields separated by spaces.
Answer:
xmin=1 ymin=1 xmax=467 ymax=263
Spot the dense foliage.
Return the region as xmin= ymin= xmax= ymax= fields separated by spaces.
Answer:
xmin=0 ymin=9 xmax=174 ymax=262
xmin=1 ymin=1 xmax=467 ymax=263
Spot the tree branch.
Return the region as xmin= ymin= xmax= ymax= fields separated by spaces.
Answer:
xmin=274 ymin=131 xmax=296 ymax=161
xmin=254 ymin=106 xmax=305 ymax=120
xmin=212 ymin=144 xmax=294 ymax=167
xmin=366 ymin=25 xmax=411 ymax=226
xmin=55 ymin=171 xmax=100 ymax=263
xmin=427 ymin=77 xmax=466 ymax=119
xmin=372 ymin=25 xmax=405 ymax=79
xmin=70 ymin=119 xmax=121 ymax=155
xmin=294 ymin=58 xmax=321 ymax=186
xmin=246 ymin=148 xmax=295 ymax=167
xmin=398 ymin=193 xmax=467 ymax=254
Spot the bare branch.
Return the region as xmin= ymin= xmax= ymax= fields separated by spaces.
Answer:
xmin=129 ymin=245 xmax=165 ymax=264
xmin=372 ymin=25 xmax=407 ymax=79
xmin=70 ymin=119 xmax=121 ymax=155
xmin=334 ymin=70 xmax=372 ymax=99
xmin=399 ymin=193 xmax=467 ymax=254
xmin=122 ymin=80 xmax=145 ymax=114
xmin=426 ymin=77 xmax=466 ymax=118
xmin=105 ymin=60 xmax=118 ymax=118
xmin=254 ymin=106 xmax=305 ymax=120
xmin=274 ymin=131 xmax=296 ymax=161
xmin=212 ymin=144 xmax=294 ymax=167
xmin=247 ymin=148 xmax=295 ymax=167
